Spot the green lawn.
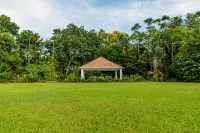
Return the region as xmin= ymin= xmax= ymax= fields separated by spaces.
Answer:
xmin=0 ymin=83 xmax=200 ymax=133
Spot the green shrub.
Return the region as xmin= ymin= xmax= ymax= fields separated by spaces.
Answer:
xmin=58 ymin=73 xmax=66 ymax=80
xmin=0 ymin=72 xmax=11 ymax=83
xmin=113 ymin=78 xmax=123 ymax=82
xmin=44 ymin=73 xmax=58 ymax=81
xmin=122 ymin=75 xmax=130 ymax=82
xmin=88 ymin=78 xmax=97 ymax=82
xmin=80 ymin=79 xmax=89 ymax=82
xmin=14 ymin=74 xmax=38 ymax=83
xmin=97 ymin=76 xmax=106 ymax=82
xmin=170 ymin=78 xmax=177 ymax=82
xmin=65 ymin=74 xmax=80 ymax=82
xmin=26 ymin=73 xmax=39 ymax=83
xmin=130 ymin=74 xmax=144 ymax=82
xmin=15 ymin=75 xmax=28 ymax=83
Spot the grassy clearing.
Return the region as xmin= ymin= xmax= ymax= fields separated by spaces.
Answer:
xmin=0 ymin=83 xmax=200 ymax=132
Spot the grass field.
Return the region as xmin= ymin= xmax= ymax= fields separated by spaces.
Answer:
xmin=0 ymin=83 xmax=200 ymax=133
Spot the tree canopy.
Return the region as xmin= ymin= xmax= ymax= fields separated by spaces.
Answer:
xmin=0 ymin=11 xmax=200 ymax=82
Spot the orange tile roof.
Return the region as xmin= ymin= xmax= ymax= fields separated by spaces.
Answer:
xmin=80 ymin=57 xmax=123 ymax=68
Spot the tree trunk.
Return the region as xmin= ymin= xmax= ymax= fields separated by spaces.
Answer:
xmin=53 ymin=42 xmax=55 ymax=59
xmin=138 ymin=42 xmax=140 ymax=60
xmin=28 ymin=37 xmax=31 ymax=65
xmin=153 ymin=57 xmax=159 ymax=81
xmin=35 ymin=43 xmax=37 ymax=64
xmin=66 ymin=56 xmax=73 ymax=75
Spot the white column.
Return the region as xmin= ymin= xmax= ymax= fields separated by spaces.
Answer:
xmin=120 ymin=69 xmax=123 ymax=79
xmin=81 ymin=69 xmax=85 ymax=79
xmin=115 ymin=70 xmax=118 ymax=79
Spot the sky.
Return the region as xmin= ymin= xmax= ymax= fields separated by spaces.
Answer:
xmin=0 ymin=0 xmax=200 ymax=38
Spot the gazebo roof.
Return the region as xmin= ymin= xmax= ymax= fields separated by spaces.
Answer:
xmin=80 ymin=57 xmax=123 ymax=69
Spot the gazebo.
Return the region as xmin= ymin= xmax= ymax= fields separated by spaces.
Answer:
xmin=79 ymin=57 xmax=124 ymax=79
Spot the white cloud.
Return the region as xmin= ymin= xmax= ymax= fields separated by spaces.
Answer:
xmin=0 ymin=0 xmax=200 ymax=38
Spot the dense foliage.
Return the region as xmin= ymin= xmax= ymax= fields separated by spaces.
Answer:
xmin=0 ymin=11 xmax=200 ymax=82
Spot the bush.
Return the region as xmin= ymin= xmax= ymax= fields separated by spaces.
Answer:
xmin=12 ymin=74 xmax=38 ymax=83
xmin=26 ymin=73 xmax=39 ymax=83
xmin=113 ymin=78 xmax=123 ymax=82
xmin=80 ymin=79 xmax=89 ymax=82
xmin=15 ymin=75 xmax=28 ymax=83
xmin=130 ymin=74 xmax=144 ymax=82
xmin=97 ymin=76 xmax=106 ymax=82
xmin=170 ymin=78 xmax=177 ymax=82
xmin=88 ymin=78 xmax=97 ymax=82
xmin=0 ymin=72 xmax=11 ymax=83
xmin=44 ymin=73 xmax=58 ymax=81
xmin=65 ymin=74 xmax=80 ymax=82
xmin=122 ymin=75 xmax=130 ymax=82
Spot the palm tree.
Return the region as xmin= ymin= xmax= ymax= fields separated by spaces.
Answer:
xmin=147 ymin=43 xmax=165 ymax=81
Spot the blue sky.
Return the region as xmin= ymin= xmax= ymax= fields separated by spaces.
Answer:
xmin=0 ymin=0 xmax=200 ymax=38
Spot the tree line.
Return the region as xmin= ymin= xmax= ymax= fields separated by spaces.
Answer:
xmin=0 ymin=11 xmax=200 ymax=82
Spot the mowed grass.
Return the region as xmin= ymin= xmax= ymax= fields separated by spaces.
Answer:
xmin=0 ymin=83 xmax=200 ymax=133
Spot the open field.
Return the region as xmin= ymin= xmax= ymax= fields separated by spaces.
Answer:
xmin=0 ymin=83 xmax=200 ymax=132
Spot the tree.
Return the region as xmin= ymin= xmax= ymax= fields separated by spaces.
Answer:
xmin=0 ymin=33 xmax=21 ymax=77
xmin=143 ymin=17 xmax=166 ymax=80
xmin=173 ymin=11 xmax=200 ymax=81
xmin=131 ymin=23 xmax=145 ymax=60
xmin=17 ymin=30 xmax=42 ymax=65
xmin=0 ymin=14 xmax=19 ymax=35
xmin=0 ymin=11 xmax=200 ymax=82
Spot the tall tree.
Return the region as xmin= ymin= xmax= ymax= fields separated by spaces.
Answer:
xmin=17 ymin=30 xmax=42 ymax=65
xmin=0 ymin=14 xmax=19 ymax=35
xmin=173 ymin=11 xmax=200 ymax=81
xmin=0 ymin=33 xmax=21 ymax=75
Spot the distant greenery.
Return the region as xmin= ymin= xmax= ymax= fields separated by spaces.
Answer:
xmin=63 ymin=74 xmax=144 ymax=83
xmin=0 ymin=83 xmax=200 ymax=132
xmin=0 ymin=11 xmax=200 ymax=82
